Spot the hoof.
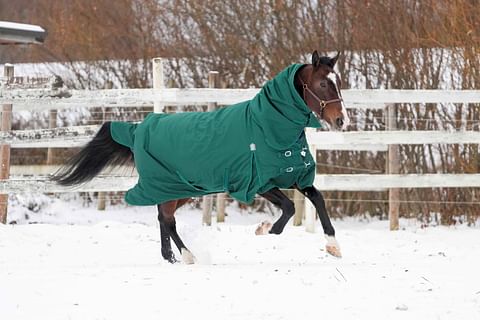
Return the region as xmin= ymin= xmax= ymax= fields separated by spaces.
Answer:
xmin=325 ymin=235 xmax=342 ymax=258
xmin=167 ymin=256 xmax=179 ymax=264
xmin=162 ymin=250 xmax=179 ymax=264
xmin=255 ymin=221 xmax=272 ymax=235
xmin=181 ymin=248 xmax=196 ymax=265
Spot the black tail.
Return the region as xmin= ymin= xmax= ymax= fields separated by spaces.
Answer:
xmin=51 ymin=122 xmax=133 ymax=186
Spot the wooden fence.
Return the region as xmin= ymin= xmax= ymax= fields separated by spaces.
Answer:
xmin=1 ymin=60 xmax=480 ymax=229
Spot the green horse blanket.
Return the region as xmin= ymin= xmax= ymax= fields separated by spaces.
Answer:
xmin=111 ymin=63 xmax=321 ymax=205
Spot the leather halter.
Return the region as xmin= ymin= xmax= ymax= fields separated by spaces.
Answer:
xmin=298 ymin=77 xmax=343 ymax=119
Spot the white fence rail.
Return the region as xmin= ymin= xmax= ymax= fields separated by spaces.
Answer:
xmin=1 ymin=125 xmax=98 ymax=148
xmin=2 ymin=127 xmax=480 ymax=150
xmin=3 ymin=174 xmax=480 ymax=193
xmin=1 ymin=88 xmax=480 ymax=110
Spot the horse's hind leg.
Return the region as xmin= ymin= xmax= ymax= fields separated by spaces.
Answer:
xmin=157 ymin=203 xmax=177 ymax=263
xmin=158 ymin=200 xmax=195 ymax=264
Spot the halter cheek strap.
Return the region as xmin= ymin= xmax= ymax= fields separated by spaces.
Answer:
xmin=299 ymin=78 xmax=343 ymax=119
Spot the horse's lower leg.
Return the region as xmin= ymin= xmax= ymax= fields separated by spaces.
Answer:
xmin=157 ymin=203 xmax=177 ymax=263
xmin=297 ymin=186 xmax=341 ymax=257
xmin=297 ymin=186 xmax=335 ymax=236
xmin=158 ymin=199 xmax=195 ymax=264
xmin=169 ymin=198 xmax=189 ymax=252
xmin=258 ymin=188 xmax=295 ymax=235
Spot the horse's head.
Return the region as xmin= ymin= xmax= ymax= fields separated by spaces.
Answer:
xmin=297 ymin=51 xmax=350 ymax=131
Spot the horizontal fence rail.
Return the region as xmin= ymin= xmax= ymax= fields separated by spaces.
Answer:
xmin=1 ymin=88 xmax=480 ymax=110
xmin=3 ymin=126 xmax=480 ymax=149
xmin=9 ymin=165 xmax=134 ymax=176
xmin=1 ymin=125 xmax=98 ymax=148
xmin=313 ymin=174 xmax=480 ymax=190
xmin=2 ymin=174 xmax=480 ymax=193
xmin=306 ymin=130 xmax=480 ymax=149
xmin=1 ymin=176 xmax=136 ymax=193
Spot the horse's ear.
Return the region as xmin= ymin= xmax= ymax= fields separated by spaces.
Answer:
xmin=312 ymin=50 xmax=320 ymax=68
xmin=331 ymin=51 xmax=340 ymax=67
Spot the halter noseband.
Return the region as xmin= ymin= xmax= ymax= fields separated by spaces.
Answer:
xmin=299 ymin=78 xmax=343 ymax=119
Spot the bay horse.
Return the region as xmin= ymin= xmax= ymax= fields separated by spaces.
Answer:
xmin=52 ymin=51 xmax=350 ymax=264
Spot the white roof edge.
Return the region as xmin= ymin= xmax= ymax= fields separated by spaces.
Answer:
xmin=0 ymin=21 xmax=45 ymax=33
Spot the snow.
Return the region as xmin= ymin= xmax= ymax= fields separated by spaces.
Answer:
xmin=1 ymin=197 xmax=479 ymax=320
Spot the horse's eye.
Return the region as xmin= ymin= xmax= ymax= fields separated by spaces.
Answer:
xmin=320 ymin=81 xmax=327 ymax=88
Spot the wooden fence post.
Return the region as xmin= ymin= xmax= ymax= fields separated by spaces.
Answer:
xmin=202 ymin=71 xmax=220 ymax=226
xmin=216 ymin=192 xmax=226 ymax=223
xmin=293 ymin=189 xmax=304 ymax=226
xmin=97 ymin=81 xmax=114 ymax=211
xmin=152 ymin=58 xmax=164 ymax=114
xmin=96 ymin=103 xmax=106 ymax=210
xmin=202 ymin=195 xmax=212 ymax=226
xmin=0 ymin=64 xmax=14 ymax=224
xmin=210 ymin=71 xmax=227 ymax=223
xmin=305 ymin=128 xmax=316 ymax=233
xmin=387 ymin=103 xmax=400 ymax=230
xmin=46 ymin=109 xmax=57 ymax=165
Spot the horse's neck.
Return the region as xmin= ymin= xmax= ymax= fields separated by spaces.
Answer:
xmin=294 ymin=64 xmax=311 ymax=101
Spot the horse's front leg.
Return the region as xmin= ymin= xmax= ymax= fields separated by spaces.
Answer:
xmin=256 ymin=188 xmax=295 ymax=235
xmin=297 ymin=186 xmax=342 ymax=257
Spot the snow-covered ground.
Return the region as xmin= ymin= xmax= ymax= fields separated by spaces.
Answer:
xmin=1 ymin=197 xmax=479 ymax=320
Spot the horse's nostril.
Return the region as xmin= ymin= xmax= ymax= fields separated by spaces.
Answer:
xmin=336 ymin=117 xmax=344 ymax=128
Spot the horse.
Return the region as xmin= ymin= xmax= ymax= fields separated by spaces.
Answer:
xmin=51 ymin=51 xmax=350 ymax=264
